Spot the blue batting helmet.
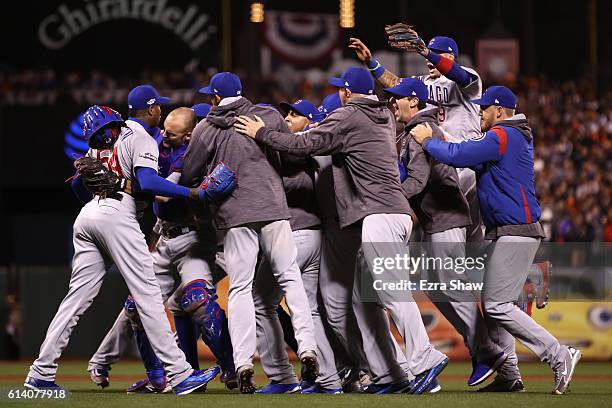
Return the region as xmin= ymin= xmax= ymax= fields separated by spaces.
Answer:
xmin=83 ymin=105 xmax=125 ymax=148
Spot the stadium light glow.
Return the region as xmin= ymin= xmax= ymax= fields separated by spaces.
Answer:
xmin=251 ymin=2 xmax=264 ymax=23
xmin=339 ymin=0 xmax=355 ymax=28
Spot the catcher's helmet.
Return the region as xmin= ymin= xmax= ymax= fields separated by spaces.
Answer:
xmin=83 ymin=105 xmax=125 ymax=148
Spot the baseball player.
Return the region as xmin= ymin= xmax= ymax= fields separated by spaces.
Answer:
xmin=253 ymin=99 xmax=343 ymax=394
xmin=385 ymin=77 xmax=510 ymax=388
xmin=311 ymin=93 xmax=372 ymax=393
xmin=179 ymin=72 xmax=318 ymax=394
xmin=351 ymin=33 xmax=530 ymax=388
xmin=349 ymin=35 xmax=484 ymax=243
xmin=87 ymin=107 xmax=236 ymax=393
xmin=235 ymin=67 xmax=448 ymax=395
xmin=410 ymin=85 xmax=581 ymax=395
xmin=24 ymin=90 xmax=230 ymax=394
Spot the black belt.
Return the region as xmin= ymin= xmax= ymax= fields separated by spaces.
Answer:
xmin=162 ymin=225 xmax=197 ymax=239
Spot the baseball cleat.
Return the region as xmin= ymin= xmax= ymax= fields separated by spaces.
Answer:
xmin=411 ymin=357 xmax=449 ymax=395
xmin=255 ymin=382 xmax=301 ymax=394
xmin=299 ymin=350 xmax=320 ymax=384
xmin=237 ymin=366 xmax=256 ymax=394
xmin=468 ymin=352 xmax=508 ymax=386
xmin=89 ymin=368 xmax=110 ymax=389
xmin=477 ymin=377 xmax=525 ymax=392
xmin=363 ymin=380 xmax=412 ymax=394
xmin=220 ymin=370 xmax=238 ymax=390
xmin=301 ymin=383 xmax=343 ymax=394
xmin=173 ymin=366 xmax=220 ymax=395
xmin=24 ymin=377 xmax=65 ymax=391
xmin=127 ymin=379 xmax=156 ymax=394
xmin=426 ymin=378 xmax=441 ymax=393
xmin=552 ymin=346 xmax=581 ymax=395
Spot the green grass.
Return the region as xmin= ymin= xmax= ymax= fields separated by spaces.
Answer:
xmin=1 ymin=360 xmax=610 ymax=408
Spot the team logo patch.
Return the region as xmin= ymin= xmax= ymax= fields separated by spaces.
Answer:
xmin=139 ymin=152 xmax=158 ymax=162
xmin=147 ymin=98 xmax=156 ymax=105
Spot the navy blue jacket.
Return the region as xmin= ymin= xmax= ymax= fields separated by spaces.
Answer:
xmin=423 ymin=114 xmax=541 ymax=230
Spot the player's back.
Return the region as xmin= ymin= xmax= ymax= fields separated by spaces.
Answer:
xmin=420 ymin=66 xmax=481 ymax=142
xmin=183 ymin=97 xmax=291 ymax=230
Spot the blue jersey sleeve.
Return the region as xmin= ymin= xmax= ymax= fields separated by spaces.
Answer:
xmin=423 ymin=128 xmax=506 ymax=167
xmin=135 ymin=167 xmax=192 ymax=199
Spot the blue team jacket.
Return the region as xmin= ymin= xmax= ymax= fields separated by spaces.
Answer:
xmin=423 ymin=114 xmax=541 ymax=229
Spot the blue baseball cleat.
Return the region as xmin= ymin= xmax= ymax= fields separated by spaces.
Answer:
xmin=173 ymin=366 xmax=221 ymax=395
xmin=301 ymin=383 xmax=343 ymax=394
xmin=468 ymin=352 xmax=508 ymax=386
xmin=426 ymin=378 xmax=441 ymax=393
xmin=411 ymin=357 xmax=449 ymax=395
xmin=24 ymin=377 xmax=65 ymax=391
xmin=255 ymin=382 xmax=301 ymax=394
xmin=364 ymin=379 xmax=412 ymax=394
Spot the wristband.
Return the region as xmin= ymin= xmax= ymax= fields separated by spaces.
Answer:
xmin=367 ymin=58 xmax=385 ymax=78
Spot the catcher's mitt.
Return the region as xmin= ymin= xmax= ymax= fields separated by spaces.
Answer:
xmin=385 ymin=23 xmax=426 ymax=53
xmin=73 ymin=156 xmax=125 ymax=198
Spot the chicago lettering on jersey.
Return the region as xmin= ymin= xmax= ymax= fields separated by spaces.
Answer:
xmin=429 ymin=85 xmax=450 ymax=104
xmin=38 ymin=0 xmax=216 ymax=50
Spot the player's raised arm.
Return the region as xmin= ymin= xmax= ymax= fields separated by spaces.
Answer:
xmin=349 ymin=37 xmax=401 ymax=88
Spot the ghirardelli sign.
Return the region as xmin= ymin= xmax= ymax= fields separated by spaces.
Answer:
xmin=38 ymin=0 xmax=217 ymax=50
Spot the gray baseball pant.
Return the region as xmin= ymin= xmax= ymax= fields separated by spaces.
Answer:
xmin=223 ymin=220 xmax=316 ymax=371
xmin=424 ymin=227 xmax=504 ymax=361
xmin=28 ymin=195 xmax=192 ymax=387
xmin=353 ymin=214 xmax=446 ymax=384
xmin=88 ymin=230 xmax=217 ymax=371
xmin=254 ymin=228 xmax=342 ymax=388
xmin=318 ymin=221 xmax=370 ymax=374
xmin=483 ymin=236 xmax=564 ymax=369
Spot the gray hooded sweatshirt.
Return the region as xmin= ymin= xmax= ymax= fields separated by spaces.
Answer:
xmin=180 ymin=97 xmax=291 ymax=230
xmin=399 ymin=107 xmax=472 ymax=234
xmin=255 ymin=97 xmax=412 ymax=228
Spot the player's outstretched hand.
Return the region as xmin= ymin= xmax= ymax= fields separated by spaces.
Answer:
xmin=348 ymin=38 xmax=372 ymax=64
xmin=410 ymin=122 xmax=433 ymax=144
xmin=234 ymin=115 xmax=265 ymax=138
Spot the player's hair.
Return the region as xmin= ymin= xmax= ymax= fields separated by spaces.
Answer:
xmin=503 ymin=108 xmax=515 ymax=117
xmin=417 ymin=99 xmax=427 ymax=110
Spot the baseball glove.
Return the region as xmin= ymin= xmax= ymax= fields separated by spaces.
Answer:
xmin=73 ymin=156 xmax=125 ymax=198
xmin=198 ymin=162 xmax=237 ymax=203
xmin=385 ymin=23 xmax=426 ymax=53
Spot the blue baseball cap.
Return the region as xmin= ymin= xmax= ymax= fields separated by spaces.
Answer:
xmin=471 ymin=86 xmax=517 ymax=109
xmin=191 ymin=103 xmax=212 ymax=119
xmin=329 ymin=67 xmax=374 ymax=95
xmin=199 ymin=72 xmax=242 ymax=97
xmin=384 ymin=77 xmax=428 ymax=102
xmin=279 ymin=99 xmax=319 ymax=122
xmin=318 ymin=93 xmax=343 ymax=116
xmin=128 ymin=84 xmax=171 ymax=110
xmin=427 ymin=36 xmax=459 ymax=58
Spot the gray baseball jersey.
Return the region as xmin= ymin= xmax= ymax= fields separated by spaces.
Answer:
xmin=420 ymin=67 xmax=482 ymax=142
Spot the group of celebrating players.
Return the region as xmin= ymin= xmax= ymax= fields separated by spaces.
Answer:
xmin=24 ymin=25 xmax=580 ymax=396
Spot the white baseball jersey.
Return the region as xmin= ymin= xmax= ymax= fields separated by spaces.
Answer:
xmin=420 ymin=66 xmax=482 ymax=143
xmin=108 ymin=119 xmax=159 ymax=180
